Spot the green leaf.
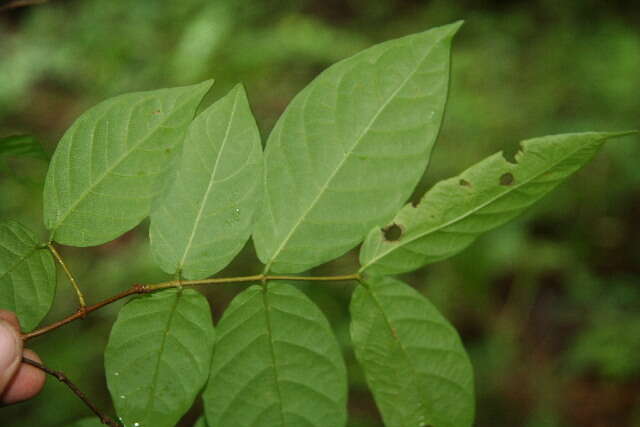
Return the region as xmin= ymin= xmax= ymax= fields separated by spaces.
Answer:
xmin=150 ymin=85 xmax=263 ymax=279
xmin=0 ymin=220 xmax=55 ymax=332
xmin=360 ymin=131 xmax=635 ymax=275
xmin=0 ymin=135 xmax=49 ymax=161
xmin=43 ymin=80 xmax=213 ymax=247
xmin=253 ymin=22 xmax=461 ymax=273
xmin=105 ymin=289 xmax=215 ymax=427
xmin=350 ymin=276 xmax=474 ymax=427
xmin=203 ymin=282 xmax=347 ymax=426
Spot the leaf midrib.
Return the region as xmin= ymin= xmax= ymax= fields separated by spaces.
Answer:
xmin=50 ymin=93 xmax=198 ymax=234
xmin=142 ymin=291 xmax=182 ymax=422
xmin=265 ymin=35 xmax=445 ymax=271
xmin=365 ymin=285 xmax=431 ymax=425
xmin=0 ymin=244 xmax=38 ymax=285
xmin=178 ymin=90 xmax=240 ymax=272
xmin=261 ymin=285 xmax=287 ymax=426
xmin=360 ymin=137 xmax=606 ymax=271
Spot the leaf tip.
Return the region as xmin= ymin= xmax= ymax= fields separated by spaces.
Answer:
xmin=442 ymin=20 xmax=464 ymax=37
xmin=606 ymin=130 xmax=638 ymax=139
xmin=201 ymin=78 xmax=215 ymax=89
xmin=229 ymin=82 xmax=249 ymax=99
xmin=193 ymin=78 xmax=215 ymax=97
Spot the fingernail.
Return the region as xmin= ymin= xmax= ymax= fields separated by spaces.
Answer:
xmin=0 ymin=320 xmax=20 ymax=371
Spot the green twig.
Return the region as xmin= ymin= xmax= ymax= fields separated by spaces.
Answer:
xmin=47 ymin=243 xmax=87 ymax=310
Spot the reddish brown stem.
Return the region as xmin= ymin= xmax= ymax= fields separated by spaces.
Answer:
xmin=22 ymin=273 xmax=361 ymax=342
xmin=0 ymin=0 xmax=48 ymax=12
xmin=22 ymin=284 xmax=149 ymax=342
xmin=22 ymin=357 xmax=121 ymax=427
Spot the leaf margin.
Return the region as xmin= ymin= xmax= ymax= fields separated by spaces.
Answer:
xmin=350 ymin=275 xmax=475 ymax=427
xmin=360 ymin=130 xmax=637 ymax=275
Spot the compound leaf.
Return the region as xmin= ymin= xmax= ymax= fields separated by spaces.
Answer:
xmin=43 ymin=80 xmax=213 ymax=247
xmin=150 ymin=85 xmax=263 ymax=279
xmin=105 ymin=289 xmax=215 ymax=427
xmin=360 ymin=131 xmax=635 ymax=275
xmin=203 ymin=282 xmax=347 ymax=427
xmin=351 ymin=276 xmax=474 ymax=427
xmin=0 ymin=220 xmax=55 ymax=331
xmin=254 ymin=22 xmax=461 ymax=273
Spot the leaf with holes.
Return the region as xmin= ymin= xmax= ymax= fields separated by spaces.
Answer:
xmin=360 ymin=131 xmax=635 ymax=275
xmin=150 ymin=85 xmax=263 ymax=279
xmin=0 ymin=221 xmax=55 ymax=332
xmin=43 ymin=80 xmax=213 ymax=247
xmin=253 ymin=22 xmax=461 ymax=273
xmin=105 ymin=289 xmax=215 ymax=427
xmin=351 ymin=276 xmax=474 ymax=427
xmin=203 ymin=282 xmax=347 ymax=427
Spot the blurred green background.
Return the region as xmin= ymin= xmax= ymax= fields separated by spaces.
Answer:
xmin=1 ymin=0 xmax=639 ymax=426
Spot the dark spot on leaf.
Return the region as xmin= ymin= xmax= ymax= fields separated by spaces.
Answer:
xmin=165 ymin=148 xmax=171 ymax=154
xmin=382 ymin=223 xmax=403 ymax=241
xmin=153 ymin=110 xmax=161 ymax=115
xmin=459 ymin=179 xmax=471 ymax=187
xmin=500 ymin=172 xmax=515 ymax=186
xmin=410 ymin=199 xmax=419 ymax=208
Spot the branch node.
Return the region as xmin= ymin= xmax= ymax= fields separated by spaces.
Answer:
xmin=76 ymin=306 xmax=88 ymax=320
xmin=24 ymin=273 xmax=361 ymax=341
xmin=132 ymin=283 xmax=150 ymax=294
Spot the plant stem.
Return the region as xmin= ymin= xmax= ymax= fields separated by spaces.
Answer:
xmin=145 ymin=273 xmax=361 ymax=291
xmin=22 ymin=285 xmax=147 ymax=341
xmin=22 ymin=273 xmax=360 ymax=342
xmin=47 ymin=243 xmax=87 ymax=309
xmin=22 ymin=357 xmax=121 ymax=427
xmin=0 ymin=0 xmax=48 ymax=12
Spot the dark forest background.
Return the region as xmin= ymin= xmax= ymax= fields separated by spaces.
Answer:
xmin=1 ymin=1 xmax=639 ymax=426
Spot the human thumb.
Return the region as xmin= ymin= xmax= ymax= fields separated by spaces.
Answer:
xmin=0 ymin=319 xmax=23 ymax=393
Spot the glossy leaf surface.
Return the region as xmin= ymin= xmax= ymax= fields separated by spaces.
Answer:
xmin=105 ymin=289 xmax=215 ymax=427
xmin=0 ymin=221 xmax=55 ymax=331
xmin=150 ymin=85 xmax=262 ymax=279
xmin=44 ymin=80 xmax=213 ymax=246
xmin=360 ymin=132 xmax=633 ymax=275
xmin=203 ymin=282 xmax=347 ymax=426
xmin=351 ymin=276 xmax=474 ymax=427
xmin=254 ymin=22 xmax=461 ymax=273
